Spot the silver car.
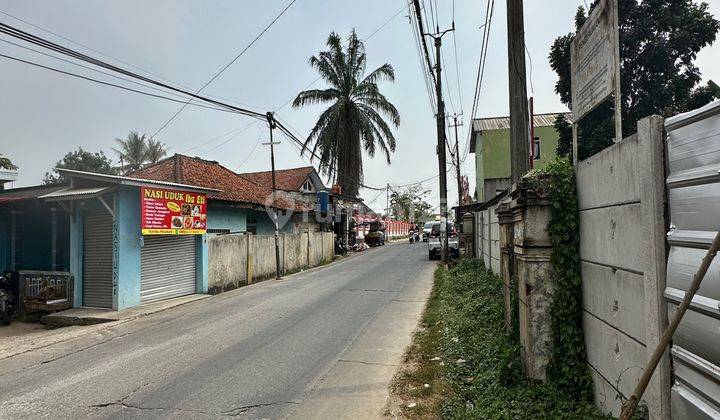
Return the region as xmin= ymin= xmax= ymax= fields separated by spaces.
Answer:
xmin=427 ymin=221 xmax=459 ymax=260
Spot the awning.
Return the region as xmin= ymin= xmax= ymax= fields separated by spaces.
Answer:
xmin=39 ymin=186 xmax=114 ymax=201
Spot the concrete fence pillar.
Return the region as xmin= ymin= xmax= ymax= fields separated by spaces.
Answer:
xmin=246 ymin=233 xmax=253 ymax=285
xmin=509 ymin=179 xmax=554 ymax=380
xmin=496 ymin=199 xmax=514 ymax=330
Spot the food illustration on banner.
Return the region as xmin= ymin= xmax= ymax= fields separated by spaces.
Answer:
xmin=141 ymin=187 xmax=207 ymax=235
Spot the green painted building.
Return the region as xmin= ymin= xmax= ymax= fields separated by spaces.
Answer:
xmin=469 ymin=112 xmax=569 ymax=202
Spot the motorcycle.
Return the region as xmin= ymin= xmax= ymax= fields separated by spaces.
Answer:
xmin=335 ymin=237 xmax=349 ymax=256
xmin=409 ymin=230 xmax=420 ymax=244
xmin=0 ymin=272 xmax=15 ymax=326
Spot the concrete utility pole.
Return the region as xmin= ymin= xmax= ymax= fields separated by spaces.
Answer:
xmin=506 ymin=0 xmax=530 ymax=182
xmin=425 ymin=25 xmax=454 ymax=264
xmin=264 ymin=112 xmax=282 ymax=280
xmin=450 ymin=114 xmax=463 ymax=210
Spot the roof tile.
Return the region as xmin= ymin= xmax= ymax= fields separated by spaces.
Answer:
xmin=130 ymin=155 xmax=309 ymax=211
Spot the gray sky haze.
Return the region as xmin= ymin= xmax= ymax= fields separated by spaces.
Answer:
xmin=2 ymin=0 xmax=720 ymax=212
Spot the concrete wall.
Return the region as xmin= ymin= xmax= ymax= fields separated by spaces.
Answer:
xmin=475 ymin=204 xmax=501 ymax=275
xmin=208 ymin=231 xmax=334 ymax=292
xmin=576 ymin=116 xmax=670 ymax=419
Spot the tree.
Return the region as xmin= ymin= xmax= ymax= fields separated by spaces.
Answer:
xmin=44 ymin=147 xmax=117 ymax=184
xmin=0 ymin=155 xmax=17 ymax=170
xmin=550 ymin=0 xmax=719 ymax=160
xmin=114 ymin=131 xmax=148 ymax=173
xmin=293 ymin=30 xmax=400 ymax=197
xmin=390 ymin=185 xmax=433 ymax=222
xmin=146 ymin=138 xmax=168 ymax=164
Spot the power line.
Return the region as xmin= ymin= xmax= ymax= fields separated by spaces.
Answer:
xmin=0 ymin=9 xmax=199 ymax=91
xmin=364 ymin=4 xmax=407 ymax=41
xmin=0 ymin=21 xmax=267 ymax=120
xmin=149 ymin=0 xmax=298 ymax=140
xmin=0 ymin=38 xmax=192 ymax=102
xmin=0 ymin=52 xmax=240 ymax=114
xmin=0 ymin=8 xmax=262 ymax=113
xmin=451 ymin=0 xmax=464 ymax=114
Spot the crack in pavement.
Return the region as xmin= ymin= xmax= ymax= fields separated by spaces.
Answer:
xmin=337 ymin=359 xmax=398 ymax=367
xmin=347 ymin=288 xmax=400 ymax=293
xmin=222 ymin=401 xmax=299 ymax=416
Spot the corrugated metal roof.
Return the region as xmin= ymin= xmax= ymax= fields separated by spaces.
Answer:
xmin=39 ymin=186 xmax=112 ymax=200
xmin=0 ymin=184 xmax=66 ymax=204
xmin=472 ymin=112 xmax=571 ymax=132
xmin=57 ymin=168 xmax=220 ymax=192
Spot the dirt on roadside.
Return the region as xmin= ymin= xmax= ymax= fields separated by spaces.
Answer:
xmin=0 ymin=320 xmax=121 ymax=361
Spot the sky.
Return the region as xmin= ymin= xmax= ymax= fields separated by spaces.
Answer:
xmin=1 ymin=0 xmax=720 ymax=213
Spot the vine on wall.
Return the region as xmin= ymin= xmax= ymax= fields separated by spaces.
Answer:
xmin=537 ymin=159 xmax=593 ymax=401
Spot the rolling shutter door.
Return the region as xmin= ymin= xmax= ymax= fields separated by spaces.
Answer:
xmin=83 ymin=210 xmax=114 ymax=308
xmin=141 ymin=235 xmax=196 ymax=303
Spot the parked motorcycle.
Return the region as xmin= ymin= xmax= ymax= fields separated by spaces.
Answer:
xmin=335 ymin=237 xmax=349 ymax=256
xmin=0 ymin=272 xmax=15 ymax=326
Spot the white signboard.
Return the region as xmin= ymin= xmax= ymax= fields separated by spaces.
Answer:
xmin=570 ymin=0 xmax=617 ymax=121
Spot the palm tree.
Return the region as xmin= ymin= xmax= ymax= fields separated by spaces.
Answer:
xmin=293 ymin=30 xmax=400 ymax=197
xmin=114 ymin=131 xmax=147 ymax=173
xmin=146 ymin=138 xmax=168 ymax=164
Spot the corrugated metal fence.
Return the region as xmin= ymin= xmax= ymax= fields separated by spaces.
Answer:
xmin=664 ymin=102 xmax=720 ymax=419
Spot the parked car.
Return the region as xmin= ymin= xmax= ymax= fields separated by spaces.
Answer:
xmin=422 ymin=221 xmax=434 ymax=242
xmin=427 ymin=221 xmax=459 ymax=260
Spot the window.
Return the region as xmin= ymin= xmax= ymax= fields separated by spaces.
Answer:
xmin=533 ymin=136 xmax=541 ymax=160
xmin=247 ymin=216 xmax=257 ymax=235
xmin=302 ymin=179 xmax=314 ymax=192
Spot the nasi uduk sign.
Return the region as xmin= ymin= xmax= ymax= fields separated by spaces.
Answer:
xmin=141 ymin=187 xmax=207 ymax=235
xmin=570 ymin=0 xmax=617 ymax=120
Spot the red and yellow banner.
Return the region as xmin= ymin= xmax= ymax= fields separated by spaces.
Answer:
xmin=141 ymin=187 xmax=207 ymax=235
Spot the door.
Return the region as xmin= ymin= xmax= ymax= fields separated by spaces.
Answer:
xmin=140 ymin=235 xmax=196 ymax=304
xmin=83 ymin=210 xmax=114 ymax=308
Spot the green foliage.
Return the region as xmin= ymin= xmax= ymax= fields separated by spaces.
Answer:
xmin=0 ymin=155 xmax=18 ymax=170
xmin=389 ymin=185 xmax=432 ymax=222
xmin=114 ymin=131 xmax=168 ymax=173
xmin=293 ymin=30 xmax=400 ymax=197
xmin=550 ymin=0 xmax=719 ymax=160
xmin=536 ymin=159 xmax=594 ymax=401
xmin=44 ymin=147 xmax=118 ymax=184
xmin=433 ymin=260 xmax=605 ymax=418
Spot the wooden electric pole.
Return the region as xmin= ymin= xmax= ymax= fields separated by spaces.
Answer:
xmin=425 ymin=25 xmax=454 ymax=263
xmin=450 ymin=114 xmax=463 ymax=210
xmin=507 ymin=0 xmax=530 ymax=182
xmin=264 ymin=112 xmax=282 ymax=280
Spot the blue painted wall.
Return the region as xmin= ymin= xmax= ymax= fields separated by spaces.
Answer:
xmin=207 ymin=203 xmax=247 ymax=233
xmin=251 ymin=209 xmax=293 ymax=235
xmin=0 ymin=218 xmax=7 ymax=271
xmin=70 ymin=207 xmax=83 ymax=307
xmin=207 ymin=204 xmax=292 ymax=235
xmin=196 ymin=235 xmax=208 ymax=293
xmin=115 ymin=187 xmax=142 ymax=310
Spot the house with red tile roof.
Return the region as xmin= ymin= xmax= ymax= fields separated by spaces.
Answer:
xmin=131 ymin=154 xmax=321 ymax=235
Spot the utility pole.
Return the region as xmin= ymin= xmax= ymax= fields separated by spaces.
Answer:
xmin=507 ymin=0 xmax=530 ymax=182
xmin=425 ymin=24 xmax=454 ymax=264
xmin=386 ymin=184 xmax=390 ymax=217
xmin=450 ymin=114 xmax=463 ymax=210
xmin=264 ymin=112 xmax=282 ymax=280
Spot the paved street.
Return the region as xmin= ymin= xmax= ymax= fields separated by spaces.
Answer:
xmin=0 ymin=242 xmax=435 ymax=419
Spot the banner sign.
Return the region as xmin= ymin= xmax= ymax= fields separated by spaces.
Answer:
xmin=570 ymin=0 xmax=617 ymax=121
xmin=141 ymin=187 xmax=207 ymax=235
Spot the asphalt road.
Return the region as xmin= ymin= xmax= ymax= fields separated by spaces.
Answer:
xmin=0 ymin=241 xmax=435 ymax=419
